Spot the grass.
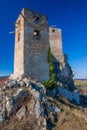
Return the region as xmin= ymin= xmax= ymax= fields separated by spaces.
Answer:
xmin=74 ymin=80 xmax=87 ymax=86
xmin=51 ymin=95 xmax=87 ymax=130
xmin=53 ymin=110 xmax=87 ymax=130
xmin=46 ymin=94 xmax=87 ymax=130
xmin=74 ymin=79 xmax=87 ymax=94
xmin=0 ymin=114 xmax=38 ymax=130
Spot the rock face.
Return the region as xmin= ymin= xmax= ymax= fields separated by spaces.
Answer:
xmin=58 ymin=87 xmax=80 ymax=104
xmin=16 ymin=106 xmax=26 ymax=120
xmin=0 ymin=77 xmax=61 ymax=130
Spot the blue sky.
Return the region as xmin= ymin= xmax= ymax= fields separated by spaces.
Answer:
xmin=0 ymin=0 xmax=87 ymax=79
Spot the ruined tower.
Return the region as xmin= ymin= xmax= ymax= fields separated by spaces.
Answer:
xmin=49 ymin=27 xmax=74 ymax=86
xmin=14 ymin=8 xmax=49 ymax=81
xmin=49 ymin=27 xmax=63 ymax=57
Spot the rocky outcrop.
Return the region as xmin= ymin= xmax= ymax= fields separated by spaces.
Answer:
xmin=52 ymin=54 xmax=75 ymax=90
xmin=0 ymin=77 xmax=61 ymax=130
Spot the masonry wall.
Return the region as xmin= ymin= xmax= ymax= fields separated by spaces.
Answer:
xmin=14 ymin=8 xmax=49 ymax=81
xmin=14 ymin=9 xmax=25 ymax=76
xmin=24 ymin=9 xmax=49 ymax=81
xmin=49 ymin=27 xmax=63 ymax=59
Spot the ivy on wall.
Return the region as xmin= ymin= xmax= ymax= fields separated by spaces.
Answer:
xmin=42 ymin=46 xmax=56 ymax=89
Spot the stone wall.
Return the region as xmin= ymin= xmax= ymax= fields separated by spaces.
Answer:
xmin=14 ymin=9 xmax=25 ymax=76
xmin=49 ymin=27 xmax=63 ymax=57
xmin=14 ymin=8 xmax=49 ymax=81
xmin=24 ymin=9 xmax=49 ymax=81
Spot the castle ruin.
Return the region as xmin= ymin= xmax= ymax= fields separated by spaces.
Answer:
xmin=12 ymin=8 xmax=74 ymax=85
xmin=0 ymin=8 xmax=80 ymax=124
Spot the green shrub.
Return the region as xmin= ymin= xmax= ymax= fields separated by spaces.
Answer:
xmin=42 ymin=46 xmax=56 ymax=89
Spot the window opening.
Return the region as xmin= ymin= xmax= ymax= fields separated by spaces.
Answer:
xmin=33 ymin=16 xmax=40 ymax=24
xmin=33 ymin=30 xmax=40 ymax=40
xmin=52 ymin=29 xmax=55 ymax=32
xmin=18 ymin=32 xmax=20 ymax=42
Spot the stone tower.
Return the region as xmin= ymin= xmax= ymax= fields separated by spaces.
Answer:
xmin=49 ymin=27 xmax=74 ymax=86
xmin=14 ymin=8 xmax=49 ymax=81
xmin=49 ymin=27 xmax=63 ymax=57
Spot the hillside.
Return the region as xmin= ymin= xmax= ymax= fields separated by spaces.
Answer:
xmin=74 ymin=79 xmax=87 ymax=94
xmin=0 ymin=77 xmax=8 ymax=87
xmin=53 ymin=99 xmax=87 ymax=130
xmin=0 ymin=78 xmax=87 ymax=130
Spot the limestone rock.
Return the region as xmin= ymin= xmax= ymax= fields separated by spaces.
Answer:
xmin=6 ymin=80 xmax=17 ymax=88
xmin=0 ymin=77 xmax=62 ymax=130
xmin=19 ymin=81 xmax=26 ymax=87
xmin=16 ymin=106 xmax=26 ymax=120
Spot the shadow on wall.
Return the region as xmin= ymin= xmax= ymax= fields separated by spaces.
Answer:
xmin=51 ymin=54 xmax=77 ymax=91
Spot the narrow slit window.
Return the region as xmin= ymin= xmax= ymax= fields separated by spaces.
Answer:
xmin=18 ymin=32 xmax=20 ymax=42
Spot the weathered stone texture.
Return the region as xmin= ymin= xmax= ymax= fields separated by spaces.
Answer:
xmin=14 ymin=8 xmax=49 ymax=81
xmin=14 ymin=9 xmax=25 ymax=76
xmin=13 ymin=8 xmax=74 ymax=87
xmin=49 ymin=27 xmax=63 ymax=57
